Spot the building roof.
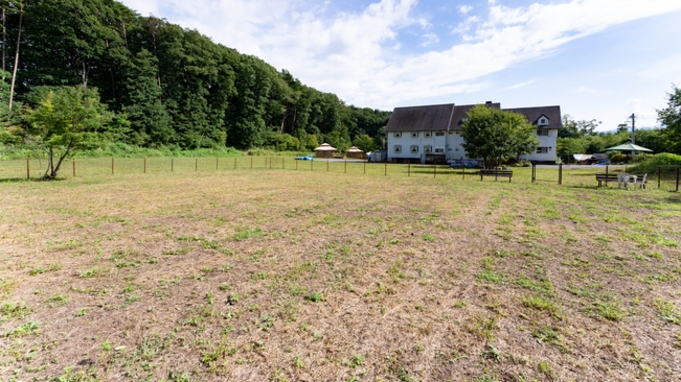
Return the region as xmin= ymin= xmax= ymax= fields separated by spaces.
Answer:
xmin=385 ymin=103 xmax=455 ymax=132
xmin=314 ymin=143 xmax=337 ymax=151
xmin=504 ymin=105 xmax=562 ymax=129
xmin=385 ymin=102 xmax=561 ymax=132
xmin=346 ymin=146 xmax=364 ymax=153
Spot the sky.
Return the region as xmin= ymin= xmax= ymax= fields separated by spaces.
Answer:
xmin=119 ymin=0 xmax=681 ymax=131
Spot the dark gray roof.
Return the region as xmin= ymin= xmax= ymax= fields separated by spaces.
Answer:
xmin=385 ymin=102 xmax=561 ymax=132
xmin=503 ymin=106 xmax=562 ymax=129
xmin=385 ymin=103 xmax=454 ymax=132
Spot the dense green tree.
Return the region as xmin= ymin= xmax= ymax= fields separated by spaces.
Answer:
xmin=558 ymin=115 xmax=601 ymax=138
xmin=461 ymin=105 xmax=539 ymax=169
xmin=21 ymin=86 xmax=113 ymax=179
xmin=658 ymin=85 xmax=681 ymax=154
xmin=352 ymin=133 xmax=377 ymax=153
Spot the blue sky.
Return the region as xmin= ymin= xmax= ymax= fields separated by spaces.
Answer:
xmin=120 ymin=0 xmax=681 ymax=131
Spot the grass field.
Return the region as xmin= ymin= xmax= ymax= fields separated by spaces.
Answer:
xmin=1 ymin=165 xmax=681 ymax=381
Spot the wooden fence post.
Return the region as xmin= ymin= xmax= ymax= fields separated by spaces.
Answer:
xmin=344 ymin=159 xmax=347 ymax=173
xmin=234 ymin=157 xmax=237 ymax=169
xmin=26 ymin=158 xmax=29 ymax=179
xmin=216 ymin=157 xmax=218 ymax=170
xmin=195 ymin=158 xmax=198 ymax=171
xmin=532 ymin=164 xmax=536 ymax=183
xmin=327 ymin=159 xmax=329 ymax=172
xmin=408 ymin=160 xmax=410 ymax=177
xmin=605 ymin=165 xmax=609 ymax=187
xmin=364 ymin=159 xmax=366 ymax=174
xmin=73 ymin=159 xmax=76 ymax=177
xmin=677 ymin=167 xmax=680 ymax=192
xmin=250 ymin=157 xmax=253 ymax=170
xmin=282 ymin=158 xmax=284 ymax=169
xmin=311 ymin=159 xmax=313 ymax=171
xmin=144 ymin=158 xmax=147 ymax=174
xmin=384 ymin=161 xmax=387 ymax=176
xmin=558 ymin=163 xmax=563 ymax=185
xmin=295 ymin=159 xmax=298 ymax=171
xmin=462 ymin=166 xmax=465 ymax=180
xmin=112 ymin=158 xmax=115 ymax=175
xmin=171 ymin=158 xmax=174 ymax=172
xmin=433 ymin=162 xmax=436 ymax=178
xmin=658 ymin=166 xmax=661 ymax=189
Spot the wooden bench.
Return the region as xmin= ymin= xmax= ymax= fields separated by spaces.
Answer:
xmin=595 ymin=173 xmax=647 ymax=188
xmin=480 ymin=169 xmax=513 ymax=182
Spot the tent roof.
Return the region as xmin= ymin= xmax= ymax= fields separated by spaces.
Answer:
xmin=605 ymin=143 xmax=653 ymax=152
xmin=573 ymin=154 xmax=592 ymax=161
xmin=315 ymin=143 xmax=337 ymax=151
xmin=347 ymin=146 xmax=364 ymax=153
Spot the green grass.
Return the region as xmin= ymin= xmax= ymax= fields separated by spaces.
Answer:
xmin=1 ymin=162 xmax=681 ymax=381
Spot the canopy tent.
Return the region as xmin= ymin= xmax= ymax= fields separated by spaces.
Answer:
xmin=605 ymin=143 xmax=653 ymax=153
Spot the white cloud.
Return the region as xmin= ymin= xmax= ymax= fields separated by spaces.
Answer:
xmin=119 ymin=0 xmax=681 ymax=109
xmin=422 ymin=33 xmax=439 ymax=46
xmin=506 ymin=80 xmax=535 ymax=90
xmin=458 ymin=5 xmax=473 ymax=15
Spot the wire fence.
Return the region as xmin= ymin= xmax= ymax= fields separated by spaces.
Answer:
xmin=1 ymin=157 xmax=679 ymax=191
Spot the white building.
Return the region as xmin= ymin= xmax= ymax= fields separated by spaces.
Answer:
xmin=385 ymin=102 xmax=561 ymax=164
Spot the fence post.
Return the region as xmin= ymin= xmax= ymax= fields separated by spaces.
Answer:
xmin=112 ymin=158 xmax=115 ymax=175
xmin=251 ymin=157 xmax=253 ymax=170
xmin=234 ymin=157 xmax=237 ymax=169
xmin=433 ymin=162 xmax=436 ymax=178
xmin=311 ymin=159 xmax=313 ymax=171
xmin=677 ymin=167 xmax=680 ymax=192
xmin=408 ymin=160 xmax=410 ymax=177
xmin=463 ymin=166 xmax=465 ymax=180
xmin=605 ymin=165 xmax=609 ymax=187
xmin=327 ymin=159 xmax=329 ymax=172
xmin=658 ymin=166 xmax=661 ymax=189
xmin=495 ymin=168 xmax=498 ymax=182
xmin=364 ymin=159 xmax=366 ymax=174
xmin=558 ymin=163 xmax=563 ymax=185
xmin=195 ymin=158 xmax=198 ymax=171
xmin=282 ymin=158 xmax=284 ymax=169
xmin=532 ymin=164 xmax=536 ymax=183
xmin=144 ymin=158 xmax=147 ymax=174
xmin=344 ymin=159 xmax=347 ymax=173
xmin=295 ymin=159 xmax=298 ymax=171
xmin=171 ymin=158 xmax=174 ymax=172
xmin=384 ymin=161 xmax=387 ymax=176
xmin=73 ymin=159 xmax=76 ymax=177
xmin=216 ymin=157 xmax=218 ymax=170
xmin=26 ymin=158 xmax=29 ymax=179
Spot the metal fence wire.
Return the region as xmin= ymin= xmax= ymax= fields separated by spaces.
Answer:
xmin=1 ymin=157 xmax=678 ymax=191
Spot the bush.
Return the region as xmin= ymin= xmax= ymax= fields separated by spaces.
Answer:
xmin=629 ymin=153 xmax=681 ymax=174
xmin=608 ymin=153 xmax=626 ymax=164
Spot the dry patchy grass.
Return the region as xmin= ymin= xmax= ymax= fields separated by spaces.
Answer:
xmin=1 ymin=167 xmax=681 ymax=381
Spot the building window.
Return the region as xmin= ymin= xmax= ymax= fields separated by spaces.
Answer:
xmin=537 ymin=147 xmax=549 ymax=154
xmin=537 ymin=129 xmax=550 ymax=136
xmin=435 ymin=132 xmax=445 ymax=136
xmin=394 ymin=132 xmax=401 ymax=138
xmin=410 ymin=145 xmax=419 ymax=153
xmin=424 ymin=132 xmax=432 ymax=138
xmin=411 ymin=132 xmax=418 ymax=138
xmin=394 ymin=145 xmax=402 ymax=153
xmin=538 ymin=117 xmax=548 ymax=126
xmin=423 ymin=145 xmax=433 ymax=153
xmin=435 ymin=148 xmax=444 ymax=153
xmin=448 ymin=131 xmax=454 ymax=135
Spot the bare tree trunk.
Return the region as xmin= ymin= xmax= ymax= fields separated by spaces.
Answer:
xmin=2 ymin=6 xmax=6 ymax=76
xmin=8 ymin=7 xmax=21 ymax=110
xmin=82 ymin=61 xmax=88 ymax=88
xmin=280 ymin=103 xmax=288 ymax=134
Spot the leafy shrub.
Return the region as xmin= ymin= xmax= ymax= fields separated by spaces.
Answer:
xmin=629 ymin=153 xmax=681 ymax=174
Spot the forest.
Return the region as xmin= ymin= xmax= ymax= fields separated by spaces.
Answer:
xmin=0 ymin=0 xmax=391 ymax=155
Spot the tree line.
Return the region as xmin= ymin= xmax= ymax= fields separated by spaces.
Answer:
xmin=0 ymin=0 xmax=390 ymax=156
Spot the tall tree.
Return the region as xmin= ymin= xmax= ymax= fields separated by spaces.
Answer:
xmin=22 ymin=86 xmax=112 ymax=179
xmin=461 ymin=104 xmax=539 ymax=168
xmin=658 ymin=85 xmax=681 ymax=154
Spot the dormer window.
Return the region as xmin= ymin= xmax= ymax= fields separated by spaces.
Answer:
xmin=538 ymin=116 xmax=549 ymax=126
xmin=411 ymin=132 xmax=418 ymax=138
xmin=424 ymin=131 xmax=432 ymax=138
xmin=394 ymin=132 xmax=401 ymax=138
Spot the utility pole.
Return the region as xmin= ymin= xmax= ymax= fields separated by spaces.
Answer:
xmin=630 ymin=113 xmax=636 ymax=145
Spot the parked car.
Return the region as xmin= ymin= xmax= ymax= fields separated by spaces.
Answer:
xmin=591 ymin=160 xmax=610 ymax=166
xmin=294 ymin=155 xmax=314 ymax=161
xmin=449 ymin=160 xmax=478 ymax=168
